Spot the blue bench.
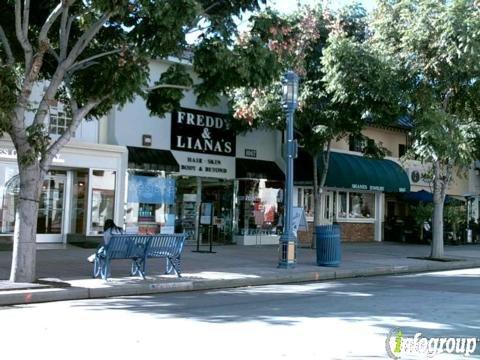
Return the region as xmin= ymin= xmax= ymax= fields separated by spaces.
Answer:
xmin=92 ymin=233 xmax=187 ymax=280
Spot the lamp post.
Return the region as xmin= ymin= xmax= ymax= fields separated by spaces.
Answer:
xmin=278 ymin=70 xmax=299 ymax=269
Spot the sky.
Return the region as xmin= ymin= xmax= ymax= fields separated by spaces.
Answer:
xmin=270 ymin=0 xmax=377 ymax=13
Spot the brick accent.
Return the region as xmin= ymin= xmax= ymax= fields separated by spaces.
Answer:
xmin=297 ymin=221 xmax=375 ymax=246
xmin=298 ymin=224 xmax=315 ymax=248
xmin=339 ymin=222 xmax=375 ymax=242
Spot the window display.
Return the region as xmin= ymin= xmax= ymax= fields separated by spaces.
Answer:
xmin=235 ymin=179 xmax=283 ymax=235
xmin=336 ymin=191 xmax=375 ymax=220
xmin=125 ymin=174 xmax=176 ymax=235
xmin=297 ymin=187 xmax=314 ymax=219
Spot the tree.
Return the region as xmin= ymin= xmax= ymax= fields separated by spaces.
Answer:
xmin=231 ymin=4 xmax=396 ymax=242
xmin=369 ymin=0 xmax=480 ymax=258
xmin=322 ymin=0 xmax=480 ymax=257
xmin=0 ymin=0 xmax=278 ymax=282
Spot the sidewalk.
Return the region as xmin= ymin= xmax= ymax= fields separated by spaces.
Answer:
xmin=0 ymin=242 xmax=479 ymax=306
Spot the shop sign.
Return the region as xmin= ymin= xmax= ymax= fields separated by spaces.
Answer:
xmin=127 ymin=175 xmax=175 ymax=204
xmin=352 ymin=184 xmax=385 ymax=191
xmin=244 ymin=149 xmax=257 ymax=158
xmin=171 ymin=108 xmax=236 ymax=157
xmin=172 ymin=151 xmax=235 ymax=179
xmin=0 ymin=148 xmax=64 ymax=163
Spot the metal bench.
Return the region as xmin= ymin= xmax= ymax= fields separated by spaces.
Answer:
xmin=92 ymin=233 xmax=187 ymax=280
xmin=145 ymin=233 xmax=187 ymax=278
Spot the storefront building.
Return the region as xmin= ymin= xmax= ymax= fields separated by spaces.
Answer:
xmin=294 ymin=149 xmax=410 ymax=244
xmin=293 ymin=122 xmax=471 ymax=244
xmin=108 ymin=60 xmax=285 ymax=245
xmin=0 ymin=137 xmax=127 ymax=244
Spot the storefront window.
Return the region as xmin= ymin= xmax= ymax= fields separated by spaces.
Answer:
xmin=0 ymin=163 xmax=19 ymax=234
xmin=338 ymin=192 xmax=347 ymax=218
xmin=90 ymin=170 xmax=116 ymax=234
xmin=235 ymin=179 xmax=283 ymax=235
xmin=125 ymin=174 xmax=176 ymax=235
xmin=336 ymin=191 xmax=375 ymax=220
xmin=297 ymin=187 xmax=314 ymax=219
xmin=1 ymin=166 xmax=73 ymax=235
xmin=349 ymin=192 xmax=375 ymax=218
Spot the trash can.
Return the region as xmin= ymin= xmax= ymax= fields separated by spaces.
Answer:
xmin=316 ymin=224 xmax=341 ymax=267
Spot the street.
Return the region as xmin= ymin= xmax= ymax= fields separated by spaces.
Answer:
xmin=1 ymin=268 xmax=479 ymax=359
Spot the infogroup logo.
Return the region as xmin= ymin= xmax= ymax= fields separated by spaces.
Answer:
xmin=385 ymin=328 xmax=479 ymax=358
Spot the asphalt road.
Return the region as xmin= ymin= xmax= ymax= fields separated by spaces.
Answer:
xmin=1 ymin=268 xmax=480 ymax=360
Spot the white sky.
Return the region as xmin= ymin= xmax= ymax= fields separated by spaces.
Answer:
xmin=187 ymin=0 xmax=376 ymax=44
xmin=270 ymin=0 xmax=377 ymax=13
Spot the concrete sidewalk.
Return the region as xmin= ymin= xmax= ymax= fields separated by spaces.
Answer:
xmin=0 ymin=242 xmax=480 ymax=306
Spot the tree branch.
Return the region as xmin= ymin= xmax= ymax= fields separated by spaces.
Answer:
xmin=39 ymin=1 xmax=64 ymax=43
xmin=34 ymin=11 xmax=115 ymax=128
xmin=22 ymin=0 xmax=30 ymax=38
xmin=0 ymin=25 xmax=14 ymax=65
xmin=147 ymin=84 xmax=192 ymax=91
xmin=60 ymin=3 xmax=77 ymax=61
xmin=202 ymin=1 xmax=221 ymax=16
xmin=15 ymin=0 xmax=33 ymax=69
xmin=48 ymin=45 xmax=60 ymax=63
xmin=442 ymin=88 xmax=454 ymax=111
xmin=67 ymin=12 xmax=114 ymax=63
xmin=68 ymin=49 xmax=122 ymax=73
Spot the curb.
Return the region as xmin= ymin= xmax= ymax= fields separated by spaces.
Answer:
xmin=1 ymin=260 xmax=479 ymax=306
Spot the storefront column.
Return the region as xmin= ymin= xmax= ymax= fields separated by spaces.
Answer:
xmin=63 ymin=171 xmax=74 ymax=243
xmin=375 ymin=192 xmax=384 ymax=242
xmin=194 ymin=177 xmax=202 ymax=244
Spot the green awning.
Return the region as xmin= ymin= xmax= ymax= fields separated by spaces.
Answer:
xmin=128 ymin=146 xmax=179 ymax=172
xmin=295 ymin=151 xmax=410 ymax=193
xmin=236 ymin=159 xmax=284 ymax=181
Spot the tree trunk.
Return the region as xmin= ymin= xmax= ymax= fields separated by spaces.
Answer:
xmin=311 ymin=142 xmax=331 ymax=248
xmin=431 ymin=200 xmax=444 ymax=258
xmin=313 ymin=155 xmax=322 ymax=227
xmin=431 ymin=161 xmax=445 ymax=259
xmin=10 ymin=163 xmax=43 ymax=283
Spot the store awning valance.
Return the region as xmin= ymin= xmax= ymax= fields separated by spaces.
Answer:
xmin=127 ymin=146 xmax=179 ymax=172
xmin=295 ymin=151 xmax=410 ymax=193
xmin=236 ymin=159 xmax=284 ymax=181
xmin=402 ymin=190 xmax=464 ymax=204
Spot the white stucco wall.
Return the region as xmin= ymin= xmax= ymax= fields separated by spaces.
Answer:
xmin=111 ymin=60 xmax=282 ymax=165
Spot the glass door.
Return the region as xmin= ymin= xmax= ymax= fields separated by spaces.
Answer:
xmin=36 ymin=171 xmax=67 ymax=243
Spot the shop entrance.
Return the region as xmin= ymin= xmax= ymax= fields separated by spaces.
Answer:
xmin=201 ymin=178 xmax=234 ymax=244
xmin=37 ymin=171 xmax=67 ymax=243
xmin=175 ymin=177 xmax=234 ymax=245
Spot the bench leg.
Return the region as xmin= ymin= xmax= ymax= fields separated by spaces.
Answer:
xmin=101 ymin=259 xmax=111 ymax=281
xmin=93 ymin=256 xmax=103 ymax=278
xmin=166 ymin=257 xmax=182 ymax=278
xmin=131 ymin=258 xmax=146 ymax=279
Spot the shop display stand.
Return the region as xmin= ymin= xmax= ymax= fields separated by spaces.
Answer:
xmin=192 ymin=225 xmax=216 ymax=253
xmin=192 ymin=203 xmax=216 ymax=253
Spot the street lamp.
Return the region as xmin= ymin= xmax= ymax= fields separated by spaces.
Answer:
xmin=278 ymin=70 xmax=299 ymax=269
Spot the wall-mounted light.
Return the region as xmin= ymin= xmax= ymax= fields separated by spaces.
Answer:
xmin=142 ymin=134 xmax=152 ymax=147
